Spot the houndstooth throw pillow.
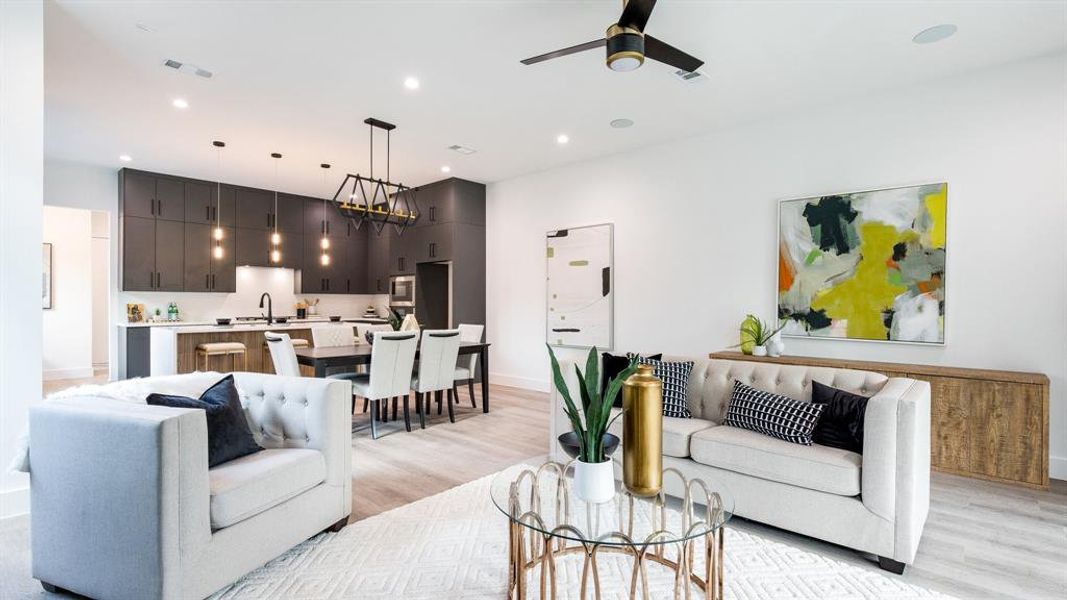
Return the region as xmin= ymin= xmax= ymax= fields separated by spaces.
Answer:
xmin=723 ymin=380 xmax=826 ymax=445
xmin=628 ymin=354 xmax=693 ymax=419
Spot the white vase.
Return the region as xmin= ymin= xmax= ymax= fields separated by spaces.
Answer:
xmin=573 ymin=460 xmax=616 ymax=504
xmin=752 ymin=345 xmax=768 ymax=357
xmin=768 ymin=337 xmax=785 ymax=357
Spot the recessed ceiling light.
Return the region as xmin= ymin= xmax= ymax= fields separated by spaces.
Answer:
xmin=403 ymin=76 xmax=420 ymax=90
xmin=556 ymin=134 xmax=570 ymax=145
xmin=172 ymin=98 xmax=189 ymax=109
xmin=119 ymin=154 xmax=132 ymax=162
xmin=610 ymin=118 xmax=634 ymax=129
xmin=913 ymin=24 xmax=957 ymax=45
xmin=448 ymin=144 xmax=477 ymax=155
xmin=440 ymin=166 xmax=451 ymax=173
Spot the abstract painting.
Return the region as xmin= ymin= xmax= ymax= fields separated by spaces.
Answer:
xmin=546 ymin=223 xmax=613 ymax=349
xmin=778 ymin=183 xmax=947 ymax=344
xmin=42 ymin=243 xmax=52 ymax=310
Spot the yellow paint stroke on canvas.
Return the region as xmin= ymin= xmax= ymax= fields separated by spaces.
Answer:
xmin=811 ymin=222 xmax=906 ymax=339
xmin=923 ymin=185 xmax=947 ymax=248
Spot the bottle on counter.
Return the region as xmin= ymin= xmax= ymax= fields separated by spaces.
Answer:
xmin=168 ymin=302 xmax=179 ymax=321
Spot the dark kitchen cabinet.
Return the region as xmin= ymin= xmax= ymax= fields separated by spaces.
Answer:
xmin=277 ymin=233 xmax=303 ymax=270
xmin=183 ymin=224 xmax=236 ymax=292
xmin=235 ymin=227 xmax=269 ymax=267
xmin=412 ymin=178 xmax=485 ymax=228
xmin=121 ymin=170 xmax=186 ymax=222
xmin=122 ymin=216 xmax=184 ymax=291
xmin=389 ymin=227 xmax=417 ymax=275
xmin=343 ymin=226 xmax=369 ymax=293
xmin=303 ymin=197 xmax=347 ymax=240
xmin=275 ymin=194 xmax=305 ymax=234
xmin=414 ymin=223 xmax=454 ymax=262
xmin=300 ymin=235 xmax=341 ymax=293
xmin=366 ymin=229 xmax=391 ymax=293
xmin=185 ymin=182 xmax=236 ymax=227
xmin=236 ymin=188 xmax=273 ymax=230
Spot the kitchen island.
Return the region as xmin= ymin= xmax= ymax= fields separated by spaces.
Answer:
xmin=118 ymin=318 xmax=388 ymax=377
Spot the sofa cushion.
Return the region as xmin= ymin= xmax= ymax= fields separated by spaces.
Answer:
xmin=690 ymin=425 xmax=862 ymax=496
xmin=811 ymin=380 xmax=869 ymax=453
xmin=723 ymin=380 xmax=825 ymax=445
xmin=608 ymin=407 xmax=716 ymax=458
xmin=208 ymin=448 xmax=326 ymax=529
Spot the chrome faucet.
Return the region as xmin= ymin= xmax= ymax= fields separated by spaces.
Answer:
xmin=259 ymin=292 xmax=273 ymax=325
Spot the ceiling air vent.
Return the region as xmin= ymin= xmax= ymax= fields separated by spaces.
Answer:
xmin=163 ymin=59 xmax=214 ymax=79
xmin=448 ymin=144 xmax=477 ymax=155
xmin=673 ymin=69 xmax=706 ymax=84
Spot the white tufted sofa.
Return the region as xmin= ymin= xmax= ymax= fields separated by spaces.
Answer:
xmin=550 ymin=356 xmax=931 ymax=573
xmin=29 ymin=371 xmax=352 ymax=600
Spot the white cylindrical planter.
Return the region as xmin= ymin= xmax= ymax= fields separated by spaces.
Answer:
xmin=752 ymin=345 xmax=768 ymax=357
xmin=573 ymin=460 xmax=616 ymax=504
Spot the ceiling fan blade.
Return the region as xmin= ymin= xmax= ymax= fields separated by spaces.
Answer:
xmin=618 ymin=0 xmax=657 ymax=32
xmin=520 ymin=39 xmax=606 ymax=65
xmin=644 ymin=35 xmax=704 ymax=73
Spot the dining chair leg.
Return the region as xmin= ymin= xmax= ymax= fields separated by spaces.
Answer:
xmin=369 ymin=400 xmax=380 ymax=440
xmin=381 ymin=399 xmax=390 ymax=423
xmin=362 ymin=398 xmax=369 ymax=413
xmin=452 ymin=382 xmax=460 ymax=407
xmin=424 ymin=393 xmax=431 ymax=417
xmin=403 ymin=394 xmax=412 ymax=432
xmin=436 ymin=390 xmax=443 ymax=415
xmin=467 ymin=379 xmax=476 ymax=407
xmin=417 ymin=392 xmax=426 ymax=429
xmin=351 ymin=396 xmax=356 ymax=415
xmin=392 ymin=397 xmax=399 ymax=421
xmin=446 ymin=388 xmax=455 ymax=423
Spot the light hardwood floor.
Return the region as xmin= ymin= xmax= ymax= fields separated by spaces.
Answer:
xmin=2 ymin=380 xmax=1065 ymax=599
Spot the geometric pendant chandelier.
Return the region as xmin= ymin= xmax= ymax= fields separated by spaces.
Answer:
xmin=331 ymin=117 xmax=420 ymax=236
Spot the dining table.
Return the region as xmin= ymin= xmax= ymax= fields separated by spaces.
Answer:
xmin=293 ymin=341 xmax=492 ymax=413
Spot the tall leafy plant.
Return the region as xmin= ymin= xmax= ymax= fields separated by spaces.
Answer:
xmin=547 ymin=345 xmax=638 ymax=464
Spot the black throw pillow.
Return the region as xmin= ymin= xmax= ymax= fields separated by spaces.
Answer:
xmin=810 ymin=380 xmax=869 ymax=453
xmin=147 ymin=375 xmax=263 ymax=467
xmin=602 ymin=352 xmax=662 ymax=406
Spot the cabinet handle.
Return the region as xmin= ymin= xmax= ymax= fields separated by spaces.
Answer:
xmin=212 ymin=274 xmax=216 ymax=289
xmin=206 ymin=274 xmax=210 ymax=289
xmin=326 ymin=221 xmax=330 ymax=235
xmin=430 ymin=206 xmax=436 ymax=222
xmin=267 ymin=213 xmax=271 ymax=228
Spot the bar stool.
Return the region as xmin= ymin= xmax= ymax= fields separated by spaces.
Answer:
xmin=195 ymin=342 xmax=247 ymax=372
xmin=262 ymin=337 xmax=309 ymax=370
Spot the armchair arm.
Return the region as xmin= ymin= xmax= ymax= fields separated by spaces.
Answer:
xmin=29 ymin=402 xmax=210 ymax=600
xmin=861 ymin=377 xmax=931 ymax=563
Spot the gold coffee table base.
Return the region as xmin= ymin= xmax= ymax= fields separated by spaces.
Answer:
xmin=503 ymin=463 xmax=727 ymax=600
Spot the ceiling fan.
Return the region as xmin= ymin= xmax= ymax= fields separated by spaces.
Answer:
xmin=520 ymin=0 xmax=703 ymax=73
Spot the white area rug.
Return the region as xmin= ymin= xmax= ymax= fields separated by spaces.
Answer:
xmin=210 ymin=467 xmax=953 ymax=599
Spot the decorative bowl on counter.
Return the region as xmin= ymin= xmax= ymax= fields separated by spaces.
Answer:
xmin=216 ymin=318 xmax=232 ymax=325
xmin=274 ymin=317 xmax=289 ymax=324
xmin=330 ymin=316 xmax=342 ymax=322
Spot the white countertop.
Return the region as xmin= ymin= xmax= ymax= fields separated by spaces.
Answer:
xmin=120 ymin=316 xmax=387 ymax=329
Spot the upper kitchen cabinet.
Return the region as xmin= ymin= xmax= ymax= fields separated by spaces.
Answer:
xmin=235 ymin=188 xmax=273 ymax=230
xmin=303 ymin=196 xmax=348 ymax=240
xmin=185 ymin=181 xmax=236 ymax=227
xmin=411 ymin=223 xmax=454 ymax=263
xmin=274 ymin=194 xmax=305 ymax=234
xmin=183 ymin=223 xmax=236 ymax=292
xmin=366 ymin=228 xmax=391 ymax=294
xmin=121 ymin=216 xmax=184 ymax=291
xmin=120 ymin=169 xmax=186 ymax=222
xmin=412 ymin=178 xmax=485 ymax=228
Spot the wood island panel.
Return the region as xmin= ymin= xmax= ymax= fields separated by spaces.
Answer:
xmin=176 ymin=328 xmax=316 ymax=377
xmin=709 ymin=350 xmax=1050 ymax=489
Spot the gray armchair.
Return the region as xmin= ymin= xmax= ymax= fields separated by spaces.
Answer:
xmin=29 ymin=372 xmax=352 ymax=599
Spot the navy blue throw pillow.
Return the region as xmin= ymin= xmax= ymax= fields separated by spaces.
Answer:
xmin=810 ymin=380 xmax=869 ymax=453
xmin=147 ymin=375 xmax=262 ymax=467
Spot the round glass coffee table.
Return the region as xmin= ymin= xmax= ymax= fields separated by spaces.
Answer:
xmin=490 ymin=460 xmax=733 ymax=600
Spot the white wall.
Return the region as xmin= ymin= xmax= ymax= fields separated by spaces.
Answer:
xmin=486 ymin=53 xmax=1067 ymax=479
xmin=43 ymin=159 xmax=119 ymax=378
xmin=0 ymin=0 xmax=44 ymax=519
xmin=91 ymin=211 xmax=110 ymax=367
xmin=42 ymin=206 xmax=93 ymax=380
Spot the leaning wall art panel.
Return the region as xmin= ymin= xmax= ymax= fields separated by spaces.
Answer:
xmin=778 ymin=183 xmax=947 ymax=344
xmin=546 ymin=223 xmax=613 ymax=349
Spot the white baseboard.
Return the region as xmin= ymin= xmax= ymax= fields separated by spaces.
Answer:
xmin=42 ymin=367 xmax=94 ymax=381
xmin=490 ymin=373 xmax=550 ymax=393
xmin=1050 ymin=455 xmax=1067 ymax=482
xmin=0 ymin=486 xmax=29 ymax=520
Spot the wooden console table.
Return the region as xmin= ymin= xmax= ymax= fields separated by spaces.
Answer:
xmin=709 ymin=351 xmax=1050 ymax=489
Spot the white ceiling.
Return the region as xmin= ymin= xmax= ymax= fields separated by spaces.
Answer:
xmin=45 ymin=0 xmax=1066 ymax=197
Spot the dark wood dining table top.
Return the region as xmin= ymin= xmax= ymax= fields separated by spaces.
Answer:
xmin=293 ymin=341 xmax=489 ymax=362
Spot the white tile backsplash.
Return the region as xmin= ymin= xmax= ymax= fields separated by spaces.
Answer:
xmin=119 ymin=266 xmax=388 ymax=322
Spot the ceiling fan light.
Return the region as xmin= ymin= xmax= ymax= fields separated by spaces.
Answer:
xmin=608 ymin=54 xmax=643 ymax=71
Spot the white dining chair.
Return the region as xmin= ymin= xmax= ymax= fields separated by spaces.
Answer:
xmin=355 ymin=323 xmax=392 ymax=344
xmin=332 ymin=330 xmax=418 ymax=439
xmin=411 ymin=329 xmax=462 ymax=427
xmin=311 ymin=325 xmax=356 ymax=348
xmin=452 ymin=323 xmax=485 ymax=409
xmin=264 ymin=332 xmax=301 ymax=378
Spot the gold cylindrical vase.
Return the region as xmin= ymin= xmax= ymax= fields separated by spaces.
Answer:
xmin=622 ymin=364 xmax=663 ymax=496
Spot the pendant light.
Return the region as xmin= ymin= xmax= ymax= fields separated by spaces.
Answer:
xmin=212 ymin=141 xmax=226 ymax=259
xmin=269 ymin=152 xmax=282 ymax=264
xmin=319 ymin=163 xmax=331 ymax=266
